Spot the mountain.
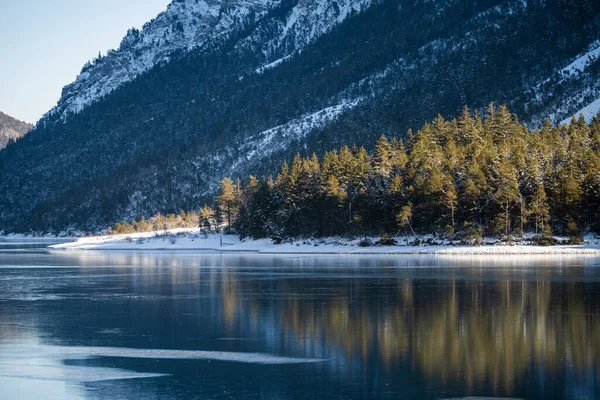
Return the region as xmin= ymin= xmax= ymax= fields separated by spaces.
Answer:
xmin=44 ymin=0 xmax=373 ymax=122
xmin=1 ymin=0 xmax=599 ymax=234
xmin=0 ymin=112 xmax=32 ymax=151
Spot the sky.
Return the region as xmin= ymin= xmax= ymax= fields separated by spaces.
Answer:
xmin=0 ymin=0 xmax=172 ymax=124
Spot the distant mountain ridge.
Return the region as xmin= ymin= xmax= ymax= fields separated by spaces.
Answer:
xmin=0 ymin=111 xmax=32 ymax=150
xmin=1 ymin=0 xmax=600 ymax=233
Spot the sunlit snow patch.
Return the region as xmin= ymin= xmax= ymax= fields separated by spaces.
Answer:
xmin=560 ymin=97 xmax=600 ymax=125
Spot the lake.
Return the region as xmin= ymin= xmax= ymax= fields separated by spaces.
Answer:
xmin=1 ymin=242 xmax=600 ymax=399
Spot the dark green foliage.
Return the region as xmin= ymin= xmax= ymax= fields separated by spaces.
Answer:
xmin=533 ymin=235 xmax=558 ymax=247
xmin=567 ymin=219 xmax=584 ymax=244
xmin=455 ymin=222 xmax=484 ymax=246
xmin=232 ymin=106 xmax=600 ymax=240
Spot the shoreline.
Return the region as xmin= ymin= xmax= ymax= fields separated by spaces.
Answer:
xmin=48 ymin=230 xmax=600 ymax=255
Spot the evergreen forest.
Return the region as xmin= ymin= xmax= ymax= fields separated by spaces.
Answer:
xmin=114 ymin=105 xmax=600 ymax=244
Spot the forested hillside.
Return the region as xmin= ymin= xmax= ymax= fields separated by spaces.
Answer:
xmin=231 ymin=106 xmax=600 ymax=240
xmin=1 ymin=0 xmax=599 ymax=234
xmin=114 ymin=106 xmax=600 ymax=242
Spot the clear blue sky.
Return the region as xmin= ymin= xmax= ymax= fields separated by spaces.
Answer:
xmin=0 ymin=0 xmax=171 ymax=123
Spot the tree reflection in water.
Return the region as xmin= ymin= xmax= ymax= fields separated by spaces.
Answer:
xmin=1 ymin=250 xmax=598 ymax=398
xmin=206 ymin=255 xmax=600 ymax=396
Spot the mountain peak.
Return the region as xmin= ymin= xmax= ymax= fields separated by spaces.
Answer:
xmin=43 ymin=0 xmax=278 ymax=123
xmin=41 ymin=0 xmax=375 ymax=124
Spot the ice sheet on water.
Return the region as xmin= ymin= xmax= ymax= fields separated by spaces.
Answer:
xmin=2 ymin=344 xmax=326 ymax=365
xmin=0 ymin=363 xmax=164 ymax=382
xmin=54 ymin=345 xmax=326 ymax=364
xmin=0 ymin=377 xmax=86 ymax=400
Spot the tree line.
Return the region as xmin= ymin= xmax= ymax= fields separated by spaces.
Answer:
xmin=109 ymin=208 xmax=217 ymax=235
xmin=112 ymin=105 xmax=600 ymax=244
xmin=225 ymin=105 xmax=600 ymax=243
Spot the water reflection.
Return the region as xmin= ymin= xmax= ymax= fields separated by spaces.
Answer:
xmin=227 ymin=271 xmax=600 ymax=397
xmin=0 ymin=250 xmax=599 ymax=399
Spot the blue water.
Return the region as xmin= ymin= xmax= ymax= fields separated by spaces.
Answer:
xmin=1 ymin=243 xmax=600 ymax=399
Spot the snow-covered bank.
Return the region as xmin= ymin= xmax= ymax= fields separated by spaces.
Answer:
xmin=49 ymin=230 xmax=600 ymax=255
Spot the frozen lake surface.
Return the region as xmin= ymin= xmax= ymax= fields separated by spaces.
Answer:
xmin=1 ymin=242 xmax=600 ymax=399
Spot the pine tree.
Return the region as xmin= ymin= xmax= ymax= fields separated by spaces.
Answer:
xmin=137 ymin=216 xmax=151 ymax=232
xmin=396 ymin=203 xmax=416 ymax=238
xmin=390 ymin=138 xmax=408 ymax=175
xmin=218 ymin=177 xmax=239 ymax=233
xmin=373 ymin=135 xmax=392 ymax=176
xmin=456 ymin=105 xmax=481 ymax=147
xmin=493 ymin=159 xmax=521 ymax=236
xmin=529 ymin=184 xmax=550 ymax=235
xmin=323 ymin=175 xmax=347 ymax=235
xmin=561 ymin=171 xmax=583 ymax=229
xmin=487 ymin=103 xmax=513 ymax=145
xmin=443 ymin=180 xmax=458 ymax=232
xmin=583 ymin=152 xmax=600 ymax=230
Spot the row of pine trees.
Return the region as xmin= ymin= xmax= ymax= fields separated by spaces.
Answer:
xmin=113 ymin=105 xmax=600 ymax=243
xmin=223 ymin=105 xmax=600 ymax=241
xmin=109 ymin=208 xmax=215 ymax=235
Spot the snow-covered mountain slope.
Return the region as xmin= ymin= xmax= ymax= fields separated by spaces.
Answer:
xmin=45 ymin=0 xmax=277 ymax=121
xmin=556 ymin=41 xmax=600 ymax=124
xmin=0 ymin=111 xmax=32 ymax=150
xmin=199 ymin=98 xmax=363 ymax=192
xmin=2 ymin=0 xmax=600 ymax=233
xmin=44 ymin=0 xmax=375 ymax=123
xmin=246 ymin=0 xmax=376 ymax=64
xmin=526 ymin=40 xmax=600 ymax=126
xmin=561 ymin=98 xmax=600 ymax=125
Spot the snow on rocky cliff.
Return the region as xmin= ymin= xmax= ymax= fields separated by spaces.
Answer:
xmin=43 ymin=0 xmax=275 ymax=122
xmin=43 ymin=0 xmax=376 ymax=123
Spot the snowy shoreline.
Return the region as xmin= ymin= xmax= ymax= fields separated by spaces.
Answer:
xmin=48 ymin=229 xmax=600 ymax=255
